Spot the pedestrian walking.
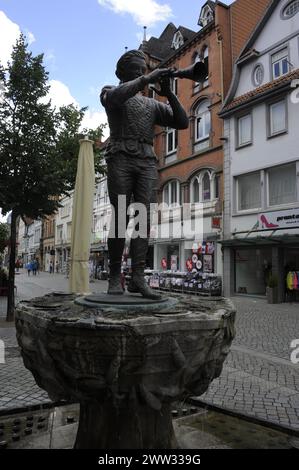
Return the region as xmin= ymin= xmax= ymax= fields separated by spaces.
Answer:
xmin=55 ymin=261 xmax=59 ymax=273
xmin=26 ymin=261 xmax=31 ymax=276
xmin=32 ymin=259 xmax=37 ymax=276
xmin=36 ymin=258 xmax=40 ymax=274
xmin=49 ymin=261 xmax=53 ymax=274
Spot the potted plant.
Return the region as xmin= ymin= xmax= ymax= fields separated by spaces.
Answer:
xmin=266 ymin=274 xmax=278 ymax=304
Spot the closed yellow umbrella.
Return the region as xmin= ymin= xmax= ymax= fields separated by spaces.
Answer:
xmin=69 ymin=137 xmax=95 ymax=294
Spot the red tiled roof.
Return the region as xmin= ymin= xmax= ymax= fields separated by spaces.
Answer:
xmin=221 ymin=69 xmax=299 ymax=115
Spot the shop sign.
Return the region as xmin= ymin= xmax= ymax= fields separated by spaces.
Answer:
xmin=259 ymin=209 xmax=299 ymax=230
xmin=161 ymin=257 xmax=167 ymax=269
xmin=212 ymin=217 xmax=221 ymax=229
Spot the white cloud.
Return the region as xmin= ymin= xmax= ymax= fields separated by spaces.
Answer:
xmin=46 ymin=79 xmax=79 ymax=109
xmin=98 ymin=0 xmax=172 ymax=27
xmin=0 ymin=11 xmax=21 ymax=66
xmin=45 ymin=80 xmax=109 ymax=138
xmin=26 ymin=30 xmax=36 ymax=45
xmin=81 ymin=109 xmax=109 ymax=139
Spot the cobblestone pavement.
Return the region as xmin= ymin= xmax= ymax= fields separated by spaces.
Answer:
xmin=197 ymin=297 xmax=299 ymax=431
xmin=0 ymin=274 xmax=299 ymax=433
xmin=0 ymin=270 xmax=107 ymax=413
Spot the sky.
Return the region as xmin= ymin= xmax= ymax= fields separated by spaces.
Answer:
xmin=0 ymin=0 xmax=233 ymax=221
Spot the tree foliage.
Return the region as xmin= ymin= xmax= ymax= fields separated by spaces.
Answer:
xmin=0 ymin=223 xmax=9 ymax=254
xmin=0 ymin=34 xmax=105 ymax=219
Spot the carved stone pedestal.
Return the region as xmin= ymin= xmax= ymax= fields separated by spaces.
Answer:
xmin=16 ymin=292 xmax=235 ymax=449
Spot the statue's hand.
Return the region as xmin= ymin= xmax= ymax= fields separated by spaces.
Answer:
xmin=145 ymin=68 xmax=170 ymax=85
xmin=150 ymin=76 xmax=172 ymax=98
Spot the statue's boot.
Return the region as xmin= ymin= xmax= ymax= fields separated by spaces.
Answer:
xmin=128 ymin=267 xmax=162 ymax=300
xmin=107 ymin=265 xmax=123 ymax=295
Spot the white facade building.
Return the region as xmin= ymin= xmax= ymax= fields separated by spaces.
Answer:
xmin=91 ymin=176 xmax=111 ymax=272
xmin=54 ymin=193 xmax=73 ymax=273
xmin=220 ymin=0 xmax=299 ymax=301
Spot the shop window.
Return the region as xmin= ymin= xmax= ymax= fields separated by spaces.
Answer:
xmin=236 ymin=113 xmax=252 ymax=148
xmin=271 ymin=48 xmax=289 ymax=80
xmin=268 ymin=99 xmax=287 ymax=137
xmin=235 ymin=248 xmax=272 ymax=295
xmin=267 ymin=163 xmax=297 ymax=206
xmin=163 ymin=180 xmax=180 ymax=206
xmin=237 ymin=172 xmax=261 ymax=211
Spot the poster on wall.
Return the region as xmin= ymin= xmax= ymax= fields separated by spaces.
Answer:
xmin=161 ymin=257 xmax=167 ymax=270
xmin=203 ymin=255 xmax=213 ymax=273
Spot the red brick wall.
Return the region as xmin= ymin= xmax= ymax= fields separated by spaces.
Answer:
xmin=230 ymin=0 xmax=272 ymax=65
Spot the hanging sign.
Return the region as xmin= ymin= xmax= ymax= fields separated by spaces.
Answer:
xmin=192 ymin=254 xmax=198 ymax=264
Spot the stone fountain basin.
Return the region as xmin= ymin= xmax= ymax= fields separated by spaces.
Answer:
xmin=15 ymin=293 xmax=236 ymax=409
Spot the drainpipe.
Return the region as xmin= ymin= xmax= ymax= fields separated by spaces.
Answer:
xmin=217 ymin=33 xmax=224 ymax=103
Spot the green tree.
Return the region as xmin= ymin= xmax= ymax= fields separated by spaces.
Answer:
xmin=0 ymin=35 xmax=105 ymax=321
xmin=0 ymin=223 xmax=9 ymax=254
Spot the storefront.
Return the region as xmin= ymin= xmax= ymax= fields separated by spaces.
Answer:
xmin=223 ymin=233 xmax=299 ymax=302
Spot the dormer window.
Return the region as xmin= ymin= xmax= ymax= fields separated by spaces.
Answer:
xmin=198 ymin=4 xmax=214 ymax=27
xmin=172 ymin=31 xmax=184 ymax=50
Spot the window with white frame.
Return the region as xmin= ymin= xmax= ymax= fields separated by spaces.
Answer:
xmin=272 ymin=48 xmax=289 ymax=79
xmin=267 ymin=163 xmax=297 ymax=206
xmin=57 ymin=225 xmax=63 ymax=242
xmin=172 ymin=31 xmax=184 ymax=50
xmin=170 ymin=77 xmax=178 ymax=96
xmin=268 ymin=99 xmax=287 ymax=137
xmin=195 ymin=100 xmax=211 ymax=142
xmin=237 ymin=114 xmax=252 ymax=148
xmin=252 ymin=64 xmax=264 ymax=86
xmin=203 ymin=47 xmax=209 ymax=87
xmin=191 ymin=170 xmax=219 ymax=203
xmin=193 ymin=53 xmax=201 ymax=93
xmin=163 ymin=180 xmax=180 ymax=206
xmin=237 ymin=172 xmax=261 ymax=211
xmin=166 ymin=127 xmax=178 ymax=154
xmin=34 ymin=228 xmax=41 ymax=244
xmin=67 ymin=223 xmax=72 ymax=241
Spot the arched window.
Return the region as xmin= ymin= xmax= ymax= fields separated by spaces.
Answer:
xmin=163 ymin=180 xmax=180 ymax=206
xmin=194 ymin=100 xmax=211 ymax=143
xmin=202 ymin=172 xmax=211 ymax=201
xmin=190 ymin=170 xmax=219 ymax=203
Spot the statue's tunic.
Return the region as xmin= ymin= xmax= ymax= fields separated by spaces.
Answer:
xmin=100 ymin=77 xmax=178 ymax=160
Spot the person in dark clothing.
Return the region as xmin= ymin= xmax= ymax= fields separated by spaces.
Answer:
xmin=100 ymin=50 xmax=188 ymax=299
